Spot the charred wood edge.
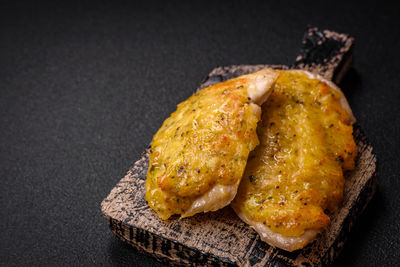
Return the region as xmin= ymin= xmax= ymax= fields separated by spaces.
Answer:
xmin=292 ymin=26 xmax=354 ymax=84
xmin=102 ymin=128 xmax=377 ymax=267
xmin=104 ymin=215 xmax=235 ymax=267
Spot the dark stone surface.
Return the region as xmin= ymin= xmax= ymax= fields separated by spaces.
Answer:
xmin=1 ymin=1 xmax=399 ymax=266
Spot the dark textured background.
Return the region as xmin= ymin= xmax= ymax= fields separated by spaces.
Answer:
xmin=1 ymin=1 xmax=399 ymax=266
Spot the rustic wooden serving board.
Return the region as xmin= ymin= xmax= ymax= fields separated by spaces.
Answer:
xmin=101 ymin=27 xmax=377 ymax=266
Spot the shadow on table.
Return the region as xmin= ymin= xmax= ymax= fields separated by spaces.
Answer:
xmin=338 ymin=67 xmax=363 ymax=104
xmin=333 ymin=187 xmax=384 ymax=266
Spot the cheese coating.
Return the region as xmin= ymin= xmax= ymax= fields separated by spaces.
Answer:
xmin=232 ymin=71 xmax=357 ymax=241
xmin=146 ymin=70 xmax=278 ymax=219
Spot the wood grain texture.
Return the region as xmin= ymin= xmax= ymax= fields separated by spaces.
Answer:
xmin=101 ymin=27 xmax=377 ymax=266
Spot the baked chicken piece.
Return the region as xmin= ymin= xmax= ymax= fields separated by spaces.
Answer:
xmin=231 ymin=70 xmax=357 ymax=251
xmin=146 ymin=69 xmax=280 ymax=219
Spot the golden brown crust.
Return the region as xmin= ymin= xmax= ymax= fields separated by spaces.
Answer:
xmin=288 ymin=70 xmax=355 ymax=124
xmin=146 ymin=69 xmax=279 ymax=219
xmin=232 ymin=70 xmax=357 ymax=251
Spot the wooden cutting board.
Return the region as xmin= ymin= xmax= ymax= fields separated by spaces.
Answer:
xmin=101 ymin=27 xmax=377 ymax=267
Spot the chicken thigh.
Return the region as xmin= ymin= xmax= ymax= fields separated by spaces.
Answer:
xmin=146 ymin=69 xmax=280 ymax=219
xmin=231 ymin=70 xmax=357 ymax=251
